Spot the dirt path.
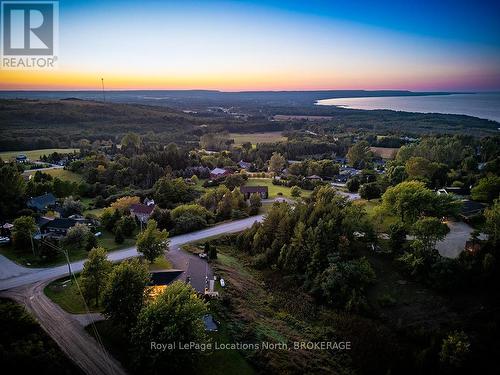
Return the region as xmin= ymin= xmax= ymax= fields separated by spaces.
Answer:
xmin=1 ymin=280 xmax=126 ymax=375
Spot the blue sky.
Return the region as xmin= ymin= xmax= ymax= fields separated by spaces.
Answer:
xmin=2 ymin=0 xmax=499 ymax=90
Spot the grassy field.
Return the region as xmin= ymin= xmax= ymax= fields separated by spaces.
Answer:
xmin=230 ymin=132 xmax=286 ymax=145
xmin=24 ymin=168 xmax=83 ymax=183
xmin=206 ymin=243 xmax=348 ymax=374
xmin=244 ymin=178 xmax=311 ymax=199
xmin=0 ymin=148 xmax=78 ymax=161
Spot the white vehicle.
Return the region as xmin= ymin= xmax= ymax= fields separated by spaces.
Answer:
xmin=220 ymin=278 xmax=225 ymax=288
xmin=0 ymin=237 xmax=10 ymax=244
xmin=199 ymin=253 xmax=207 ymax=259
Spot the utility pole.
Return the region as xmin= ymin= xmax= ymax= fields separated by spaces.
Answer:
xmin=41 ymin=239 xmax=73 ymax=280
xmin=64 ymin=248 xmax=73 ymax=280
xmin=29 ymin=229 xmax=35 ymax=257
xmin=101 ymin=78 xmax=106 ymax=102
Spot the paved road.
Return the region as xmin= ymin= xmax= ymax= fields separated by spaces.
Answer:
xmin=21 ymin=162 xmax=64 ymax=175
xmin=0 ymin=214 xmax=264 ymax=291
xmin=436 ymin=221 xmax=488 ymax=258
xmin=1 ymin=280 xmax=126 ymax=375
xmin=0 ymin=214 xmax=265 ymax=374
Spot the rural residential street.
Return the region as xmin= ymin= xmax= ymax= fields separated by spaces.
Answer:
xmin=0 ymin=214 xmax=265 ymax=291
xmin=0 ymin=214 xmax=265 ymax=375
xmin=0 ymin=204 xmax=484 ymax=375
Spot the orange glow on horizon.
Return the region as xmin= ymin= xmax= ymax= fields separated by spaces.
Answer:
xmin=1 ymin=69 xmax=494 ymax=92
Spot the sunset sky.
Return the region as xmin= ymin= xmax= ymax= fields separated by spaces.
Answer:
xmin=1 ymin=0 xmax=500 ymax=91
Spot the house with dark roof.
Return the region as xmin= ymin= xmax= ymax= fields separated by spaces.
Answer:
xmin=238 ymin=160 xmax=252 ymax=170
xmin=40 ymin=218 xmax=78 ymax=237
xmin=27 ymin=193 xmax=57 ymax=212
xmin=16 ymin=154 xmax=28 ymax=163
xmin=240 ymin=186 xmax=268 ymax=199
xmin=210 ymin=167 xmax=232 ymax=180
xmin=130 ymin=203 xmax=155 ymax=223
xmin=147 ymin=270 xmax=183 ymax=298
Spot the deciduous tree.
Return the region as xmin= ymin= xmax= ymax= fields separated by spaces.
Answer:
xmin=81 ymin=247 xmax=112 ymax=306
xmin=136 ymin=220 xmax=169 ymax=263
xmin=103 ymin=259 xmax=150 ymax=328
xmin=12 ymin=216 xmax=36 ymax=249
xmin=269 ymin=152 xmax=286 ymax=173
xmin=132 ymin=282 xmax=207 ymax=371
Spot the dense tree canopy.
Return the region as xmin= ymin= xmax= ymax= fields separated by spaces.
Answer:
xmin=0 ymin=162 xmax=26 ymax=219
xmin=103 ymin=259 xmax=150 ymax=328
xmin=381 ymin=181 xmax=459 ymax=224
xmin=132 ymin=282 xmax=207 ymax=372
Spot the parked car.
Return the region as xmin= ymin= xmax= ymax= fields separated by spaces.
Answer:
xmin=199 ymin=253 xmax=207 ymax=259
xmin=0 ymin=236 xmax=11 ymax=244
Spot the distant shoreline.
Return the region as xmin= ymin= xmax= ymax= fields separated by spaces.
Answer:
xmin=316 ymin=92 xmax=500 ymax=123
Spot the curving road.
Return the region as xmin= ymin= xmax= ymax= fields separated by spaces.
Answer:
xmin=0 ymin=214 xmax=264 ymax=291
xmin=0 ymin=214 xmax=265 ymax=375
xmin=2 ymin=280 xmax=125 ymax=375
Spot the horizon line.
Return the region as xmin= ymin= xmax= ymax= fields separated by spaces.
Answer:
xmin=0 ymin=88 xmax=495 ymax=94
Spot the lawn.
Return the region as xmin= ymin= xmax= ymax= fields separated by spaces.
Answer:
xmin=354 ymin=198 xmax=398 ymax=232
xmin=148 ymin=256 xmax=173 ymax=271
xmin=0 ymin=243 xmax=88 ymax=268
xmin=0 ymin=230 xmax=135 ymax=268
xmin=24 ymin=168 xmax=83 ymax=183
xmin=0 ymin=148 xmax=78 ymax=161
xmin=244 ymin=178 xmax=310 ymax=199
xmin=44 ymin=274 xmax=101 ymax=314
xmin=230 ymin=132 xmax=286 ymax=145
xmin=97 ymin=230 xmax=136 ymax=252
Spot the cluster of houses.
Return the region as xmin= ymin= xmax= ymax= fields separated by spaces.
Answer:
xmin=1 ymin=192 xmax=159 ymax=245
xmin=24 ymin=193 xmax=96 ymax=239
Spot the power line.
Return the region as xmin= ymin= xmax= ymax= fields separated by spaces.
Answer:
xmin=39 ymin=239 xmax=118 ymax=374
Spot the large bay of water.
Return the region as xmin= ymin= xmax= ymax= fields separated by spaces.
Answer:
xmin=317 ymin=93 xmax=500 ymax=123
